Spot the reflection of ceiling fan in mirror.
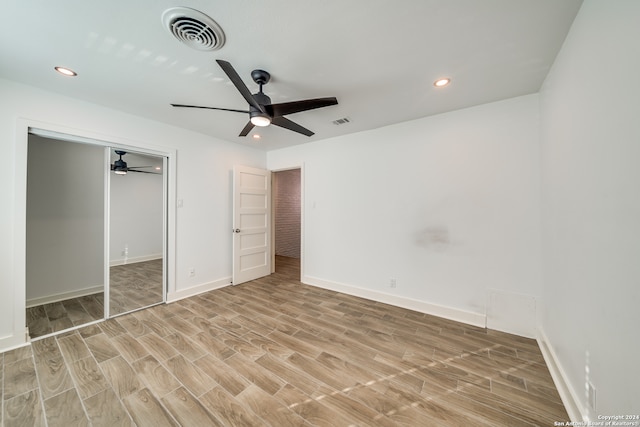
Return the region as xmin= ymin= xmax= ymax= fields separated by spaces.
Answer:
xmin=111 ymin=150 xmax=160 ymax=175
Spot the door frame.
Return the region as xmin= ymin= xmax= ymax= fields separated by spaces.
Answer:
xmin=270 ymin=165 xmax=304 ymax=279
xmin=12 ymin=118 xmax=176 ymax=345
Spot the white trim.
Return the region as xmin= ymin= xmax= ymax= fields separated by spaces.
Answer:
xmin=536 ymin=328 xmax=585 ymax=422
xmin=166 ymin=277 xmax=232 ymax=303
xmin=161 ymin=155 xmax=169 ymax=307
xmin=26 ymin=285 xmax=104 ymax=308
xmin=0 ymin=340 xmax=31 ymax=354
xmin=300 ymin=163 xmax=305 ymax=280
xmin=104 ymin=146 xmax=111 ymax=318
xmin=109 ymin=254 xmax=163 ymax=267
xmin=7 ymin=121 xmax=29 ymax=351
xmin=303 ymin=275 xmax=486 ymax=328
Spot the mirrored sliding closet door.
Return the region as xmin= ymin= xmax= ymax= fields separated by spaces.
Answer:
xmin=25 ymin=131 xmax=167 ymax=339
xmin=25 ymin=134 xmax=106 ymax=338
xmin=108 ymin=149 xmax=165 ymax=316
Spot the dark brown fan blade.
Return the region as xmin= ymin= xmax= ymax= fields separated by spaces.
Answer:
xmin=171 ymin=104 xmax=249 ymax=114
xmin=128 ymin=169 xmax=160 ymax=174
xmin=239 ymin=121 xmax=255 ymax=137
xmin=271 ymin=117 xmax=314 ymax=137
xmin=265 ymin=97 xmax=338 ymax=117
xmin=216 ymin=60 xmax=265 ymax=113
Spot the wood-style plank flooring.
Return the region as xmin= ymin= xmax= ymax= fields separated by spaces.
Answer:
xmin=3 ymin=256 xmax=567 ymax=426
xmin=27 ymin=260 xmax=163 ymax=339
xmin=109 ymin=259 xmax=163 ymax=316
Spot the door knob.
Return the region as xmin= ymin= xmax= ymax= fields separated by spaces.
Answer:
xmin=233 ymin=228 xmax=241 ymax=233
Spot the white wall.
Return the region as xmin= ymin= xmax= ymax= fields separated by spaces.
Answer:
xmin=539 ymin=0 xmax=640 ymax=419
xmin=110 ymin=166 xmax=163 ymax=265
xmin=0 ymin=78 xmax=265 ymax=350
xmin=269 ymin=94 xmax=542 ymax=329
xmin=26 ymin=135 xmax=104 ymax=304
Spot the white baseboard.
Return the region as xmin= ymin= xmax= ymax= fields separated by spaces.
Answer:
xmin=26 ymin=285 xmax=104 ymax=308
xmin=303 ymin=275 xmax=486 ymax=328
xmin=0 ymin=326 xmax=31 ymax=352
xmin=537 ymin=328 xmax=585 ymax=422
xmin=166 ymin=276 xmax=232 ymax=303
xmin=109 ymin=254 xmax=162 ymax=267
xmin=0 ymin=337 xmax=31 ymax=353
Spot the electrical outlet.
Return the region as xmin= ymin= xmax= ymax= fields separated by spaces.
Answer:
xmin=390 ymin=278 xmax=397 ymax=288
xmin=189 ymin=268 xmax=195 ymax=277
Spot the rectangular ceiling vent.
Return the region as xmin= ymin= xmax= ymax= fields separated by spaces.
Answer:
xmin=332 ymin=117 xmax=351 ymax=126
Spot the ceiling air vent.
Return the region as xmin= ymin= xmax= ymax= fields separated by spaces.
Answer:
xmin=162 ymin=7 xmax=226 ymax=51
xmin=332 ymin=117 xmax=351 ymax=126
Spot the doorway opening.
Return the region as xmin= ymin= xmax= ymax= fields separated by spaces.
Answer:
xmin=272 ymin=168 xmax=301 ymax=280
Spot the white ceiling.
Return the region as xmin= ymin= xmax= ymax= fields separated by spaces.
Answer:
xmin=1 ymin=0 xmax=582 ymax=151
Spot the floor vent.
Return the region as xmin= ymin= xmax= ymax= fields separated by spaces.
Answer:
xmin=162 ymin=7 xmax=226 ymax=51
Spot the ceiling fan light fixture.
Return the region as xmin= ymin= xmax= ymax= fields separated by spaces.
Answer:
xmin=114 ymin=170 xmax=127 ymax=175
xmin=250 ymin=115 xmax=271 ymax=127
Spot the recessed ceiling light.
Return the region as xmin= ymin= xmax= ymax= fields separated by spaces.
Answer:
xmin=434 ymin=78 xmax=451 ymax=87
xmin=155 ymin=166 xmax=161 ymax=171
xmin=54 ymin=66 xmax=77 ymax=77
xmin=252 ymin=134 xmax=261 ymax=140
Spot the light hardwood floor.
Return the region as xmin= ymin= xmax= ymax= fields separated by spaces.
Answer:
xmin=3 ymin=256 xmax=567 ymax=426
xmin=26 ymin=260 xmax=163 ymax=339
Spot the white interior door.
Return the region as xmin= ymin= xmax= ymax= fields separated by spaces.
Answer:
xmin=233 ymin=165 xmax=271 ymax=285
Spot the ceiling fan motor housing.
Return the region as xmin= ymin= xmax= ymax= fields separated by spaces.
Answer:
xmin=114 ymin=150 xmax=128 ymax=171
xmin=250 ymin=91 xmax=272 ymax=124
xmin=252 ymin=92 xmax=271 ymax=108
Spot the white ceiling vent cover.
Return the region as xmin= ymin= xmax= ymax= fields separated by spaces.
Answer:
xmin=162 ymin=7 xmax=225 ymax=51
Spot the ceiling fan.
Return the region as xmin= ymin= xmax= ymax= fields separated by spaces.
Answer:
xmin=111 ymin=151 xmax=159 ymax=175
xmin=171 ymin=59 xmax=338 ymax=137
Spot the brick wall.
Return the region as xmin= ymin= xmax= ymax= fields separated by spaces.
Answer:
xmin=273 ymin=169 xmax=301 ymax=258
